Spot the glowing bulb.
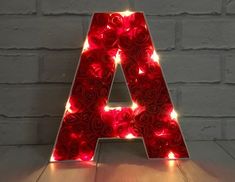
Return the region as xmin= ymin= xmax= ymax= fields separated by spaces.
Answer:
xmin=138 ymin=68 xmax=144 ymax=74
xmin=65 ymin=100 xmax=74 ymax=113
xmin=50 ymin=155 xmax=56 ymax=162
xmin=82 ymin=38 xmax=89 ymax=52
xmin=168 ymin=151 xmax=176 ymax=159
xmin=120 ymin=10 xmax=133 ymax=17
xmin=116 ymin=107 xmax=122 ymax=111
xmin=131 ymin=102 xmax=138 ymax=110
xmin=151 ymin=50 xmax=159 ymax=63
xmin=114 ymin=49 xmax=121 ymax=64
xmin=125 ymin=133 xmax=135 ymax=139
xmin=170 ymin=109 xmax=178 ymax=120
xmin=104 ymin=105 xmax=110 ymax=112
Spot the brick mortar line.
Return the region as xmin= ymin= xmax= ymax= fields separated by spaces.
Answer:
xmin=2 ymin=48 xmax=235 ymax=53
xmin=220 ymin=54 xmax=226 ymax=84
xmin=1 ymin=14 xmax=235 ymax=19
xmin=0 ymin=115 xmax=61 ymax=119
xmin=221 ymin=0 xmax=227 ymax=16
xmin=182 ymin=116 xmax=235 ymax=119
xmin=1 ymin=49 xmax=235 ymax=55
xmin=215 ymin=141 xmax=235 ymax=161
xmin=36 ymin=0 xmax=42 ymax=16
xmin=1 ymin=82 xmax=235 ymax=87
xmin=1 ymin=115 xmax=235 ymax=119
xmin=0 ymin=83 xmax=71 ymax=85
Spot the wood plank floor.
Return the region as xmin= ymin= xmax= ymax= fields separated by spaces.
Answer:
xmin=0 ymin=140 xmax=234 ymax=182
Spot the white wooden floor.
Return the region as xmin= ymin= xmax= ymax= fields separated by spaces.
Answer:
xmin=0 ymin=140 xmax=235 ymax=182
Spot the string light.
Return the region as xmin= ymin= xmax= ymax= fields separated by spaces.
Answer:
xmin=138 ymin=68 xmax=144 ymax=74
xmin=125 ymin=133 xmax=135 ymax=139
xmin=65 ymin=100 xmax=75 ymax=113
xmin=151 ymin=50 xmax=159 ymax=63
xmin=170 ymin=109 xmax=178 ymax=120
xmin=50 ymin=155 xmax=56 ymax=162
xmin=120 ymin=10 xmax=133 ymax=17
xmin=82 ymin=38 xmax=89 ymax=53
xmin=131 ymin=102 xmax=138 ymax=110
xmin=168 ymin=151 xmax=176 ymax=159
xmin=114 ymin=49 xmax=121 ymax=64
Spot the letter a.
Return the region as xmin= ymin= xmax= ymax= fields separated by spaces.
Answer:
xmin=50 ymin=12 xmax=189 ymax=161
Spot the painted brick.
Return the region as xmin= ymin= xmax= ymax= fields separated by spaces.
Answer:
xmin=224 ymin=119 xmax=235 ymax=139
xmin=180 ymin=86 xmax=235 ymax=116
xmin=41 ymin=0 xmax=130 ymax=14
xmin=147 ymin=18 xmax=175 ymax=50
xmin=0 ymin=17 xmax=83 ymax=49
xmin=40 ymin=53 xmax=79 ymax=83
xmin=135 ymin=0 xmax=222 ymax=15
xmin=0 ymin=119 xmax=37 ymax=145
xmin=0 ymin=85 xmax=69 ymax=117
xmin=182 ymin=20 xmax=235 ymax=49
xmin=0 ymin=54 xmax=38 ymax=83
xmin=227 ymin=0 xmax=235 ymax=14
xmin=0 ymin=0 xmax=36 ymax=14
xmin=225 ymin=55 xmax=235 ymax=83
xmin=37 ymin=117 xmax=60 ymax=144
xmin=180 ymin=117 xmax=222 ymax=140
xmin=0 ymin=117 xmax=60 ymax=145
xmin=160 ymin=54 xmax=221 ymax=83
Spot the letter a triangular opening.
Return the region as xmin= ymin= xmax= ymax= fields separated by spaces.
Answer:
xmin=107 ymin=63 xmax=132 ymax=107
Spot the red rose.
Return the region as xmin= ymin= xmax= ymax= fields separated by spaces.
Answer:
xmin=109 ymin=13 xmax=123 ymax=28
xmin=122 ymin=62 xmax=139 ymax=81
xmin=68 ymin=140 xmax=80 ymax=159
xmin=118 ymin=32 xmax=133 ymax=50
xmin=130 ymin=13 xmax=146 ymax=28
xmin=91 ymin=13 xmax=109 ymax=30
xmin=115 ymin=108 xmax=133 ymax=123
xmin=133 ymin=111 xmax=154 ymax=136
xmin=78 ymin=141 xmax=95 ymax=161
xmin=133 ymin=26 xmax=150 ymax=46
xmin=103 ymin=29 xmax=118 ymax=48
xmin=89 ymin=31 xmax=103 ymax=48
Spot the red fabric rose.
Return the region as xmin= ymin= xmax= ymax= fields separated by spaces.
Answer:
xmin=109 ymin=13 xmax=123 ymax=28
xmin=91 ymin=13 xmax=109 ymax=30
xmin=133 ymin=26 xmax=150 ymax=46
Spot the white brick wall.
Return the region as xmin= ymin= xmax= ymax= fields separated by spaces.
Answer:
xmin=0 ymin=0 xmax=234 ymax=144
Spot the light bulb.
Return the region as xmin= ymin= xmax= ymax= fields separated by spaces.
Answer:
xmin=131 ymin=102 xmax=138 ymax=110
xmin=170 ymin=109 xmax=178 ymax=120
xmin=138 ymin=68 xmax=144 ymax=74
xmin=114 ymin=49 xmax=121 ymax=64
xmin=125 ymin=133 xmax=135 ymax=139
xmin=168 ymin=151 xmax=176 ymax=159
xmin=82 ymin=38 xmax=89 ymax=52
xmin=104 ymin=105 xmax=110 ymax=112
xmin=65 ymin=100 xmax=73 ymax=113
xmin=120 ymin=10 xmax=133 ymax=17
xmin=50 ymin=155 xmax=56 ymax=162
xmin=151 ymin=50 xmax=159 ymax=63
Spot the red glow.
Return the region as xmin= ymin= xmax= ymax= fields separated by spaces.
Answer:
xmin=51 ymin=12 xmax=189 ymax=162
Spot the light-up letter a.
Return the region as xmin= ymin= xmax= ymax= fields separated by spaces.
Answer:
xmin=50 ymin=11 xmax=189 ymax=162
